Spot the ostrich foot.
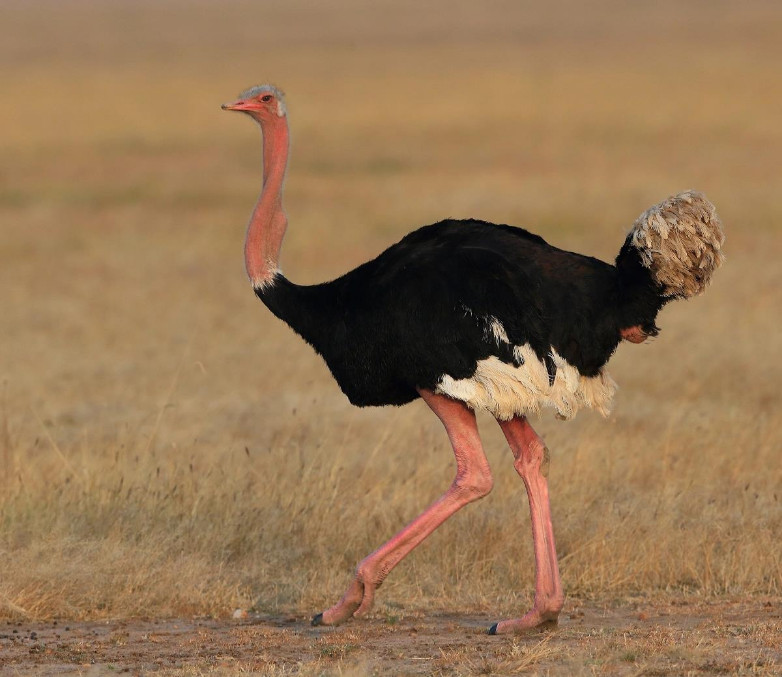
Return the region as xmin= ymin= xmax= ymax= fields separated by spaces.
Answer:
xmin=488 ymin=603 xmax=562 ymax=635
xmin=311 ymin=574 xmax=378 ymax=626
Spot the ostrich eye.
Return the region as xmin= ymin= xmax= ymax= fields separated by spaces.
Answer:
xmin=261 ymin=95 xmax=273 ymax=102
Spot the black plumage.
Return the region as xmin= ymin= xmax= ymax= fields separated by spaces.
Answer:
xmin=257 ymin=218 xmax=666 ymax=409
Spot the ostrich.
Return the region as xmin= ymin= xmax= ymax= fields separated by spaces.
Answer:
xmin=222 ymin=84 xmax=724 ymax=634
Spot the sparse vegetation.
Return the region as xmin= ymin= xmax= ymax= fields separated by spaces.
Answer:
xmin=1 ymin=0 xmax=781 ymax=674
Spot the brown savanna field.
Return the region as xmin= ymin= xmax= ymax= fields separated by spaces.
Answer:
xmin=1 ymin=1 xmax=781 ymax=674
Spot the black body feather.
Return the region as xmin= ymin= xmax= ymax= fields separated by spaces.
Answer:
xmin=257 ymin=219 xmax=665 ymax=408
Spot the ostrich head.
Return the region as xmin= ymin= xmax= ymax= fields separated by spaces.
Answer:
xmin=222 ymin=84 xmax=287 ymax=122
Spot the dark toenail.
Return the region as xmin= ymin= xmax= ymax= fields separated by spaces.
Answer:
xmin=311 ymin=613 xmax=324 ymax=626
xmin=488 ymin=623 xmax=499 ymax=635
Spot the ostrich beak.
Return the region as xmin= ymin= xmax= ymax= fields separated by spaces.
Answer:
xmin=221 ymin=99 xmax=256 ymax=112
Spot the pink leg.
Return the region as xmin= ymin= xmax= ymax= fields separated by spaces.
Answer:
xmin=489 ymin=416 xmax=564 ymax=635
xmin=312 ymin=389 xmax=493 ymax=626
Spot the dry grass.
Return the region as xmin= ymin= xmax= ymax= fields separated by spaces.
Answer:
xmin=1 ymin=0 xmax=781 ymax=649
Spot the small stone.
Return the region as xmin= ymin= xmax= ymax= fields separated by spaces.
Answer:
xmin=232 ymin=609 xmax=248 ymax=620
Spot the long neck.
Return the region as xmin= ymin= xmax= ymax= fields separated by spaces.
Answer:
xmin=245 ymin=115 xmax=290 ymax=288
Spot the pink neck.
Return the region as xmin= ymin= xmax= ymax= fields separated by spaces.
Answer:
xmin=245 ymin=115 xmax=290 ymax=288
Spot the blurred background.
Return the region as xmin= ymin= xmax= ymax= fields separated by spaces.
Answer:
xmin=1 ymin=0 xmax=780 ymax=620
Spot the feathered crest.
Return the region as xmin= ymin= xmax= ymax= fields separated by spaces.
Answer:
xmin=627 ymin=190 xmax=725 ymax=298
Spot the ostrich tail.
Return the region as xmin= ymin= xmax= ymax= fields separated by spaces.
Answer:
xmin=624 ymin=191 xmax=725 ymax=299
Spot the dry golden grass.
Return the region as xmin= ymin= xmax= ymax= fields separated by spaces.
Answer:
xmin=1 ymin=0 xmax=781 ymax=657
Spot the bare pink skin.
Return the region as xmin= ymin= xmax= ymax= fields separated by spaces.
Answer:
xmin=315 ymin=390 xmax=563 ymax=634
xmin=315 ymin=389 xmax=493 ymax=625
xmin=222 ymin=91 xmax=290 ymax=287
xmin=620 ymin=325 xmax=648 ymax=343
xmin=491 ymin=417 xmax=564 ymax=633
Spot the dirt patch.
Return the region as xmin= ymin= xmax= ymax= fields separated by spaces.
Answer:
xmin=1 ymin=599 xmax=780 ymax=675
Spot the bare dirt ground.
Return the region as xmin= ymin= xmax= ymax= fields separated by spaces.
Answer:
xmin=2 ymin=599 xmax=780 ymax=676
